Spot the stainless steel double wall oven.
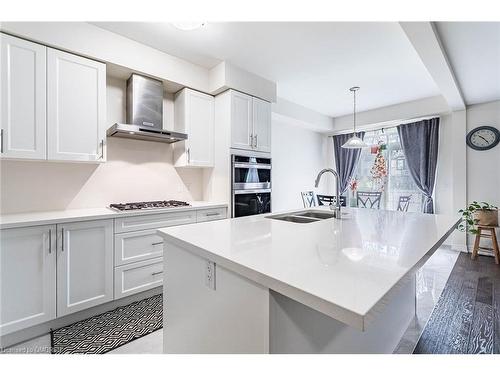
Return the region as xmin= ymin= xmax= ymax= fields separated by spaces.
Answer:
xmin=231 ymin=151 xmax=271 ymax=218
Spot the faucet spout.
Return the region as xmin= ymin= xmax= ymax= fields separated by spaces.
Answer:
xmin=314 ymin=168 xmax=342 ymax=217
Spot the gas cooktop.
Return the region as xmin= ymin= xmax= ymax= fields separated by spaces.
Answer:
xmin=109 ymin=200 xmax=191 ymax=211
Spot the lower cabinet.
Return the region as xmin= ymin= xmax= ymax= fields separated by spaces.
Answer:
xmin=0 ymin=225 xmax=56 ymax=335
xmin=114 ymin=258 xmax=163 ymax=299
xmin=0 ymin=207 xmax=227 ymax=336
xmin=56 ymin=219 xmax=113 ymax=317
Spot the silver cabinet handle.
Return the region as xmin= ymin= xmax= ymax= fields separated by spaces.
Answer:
xmin=151 ymin=271 xmax=163 ymax=276
xmin=48 ymin=229 xmax=52 ymax=254
xmin=255 ymin=134 xmax=258 ymax=148
xmin=152 ymin=241 xmax=164 ymax=246
xmin=99 ymin=140 xmax=104 ymax=159
xmin=249 ymin=134 xmax=254 ymax=148
xmin=187 ymin=148 xmax=190 ymax=163
xmin=206 ymin=212 xmax=220 ymax=217
xmin=0 ymin=129 xmax=3 ymax=154
xmin=61 ymin=227 xmax=65 ymax=252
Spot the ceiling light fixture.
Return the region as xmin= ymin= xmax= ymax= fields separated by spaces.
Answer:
xmin=171 ymin=22 xmax=206 ymax=31
xmin=342 ymin=86 xmax=369 ymax=149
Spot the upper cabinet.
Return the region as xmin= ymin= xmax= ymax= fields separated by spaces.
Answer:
xmin=230 ymin=91 xmax=254 ymax=151
xmin=47 ymin=49 xmax=106 ymax=162
xmin=0 ymin=34 xmax=47 ymax=160
xmin=252 ymin=97 xmax=272 ymax=153
xmin=0 ymin=33 xmax=107 ymax=163
xmin=224 ymin=90 xmax=272 ymax=153
xmin=174 ymin=88 xmax=214 ymax=167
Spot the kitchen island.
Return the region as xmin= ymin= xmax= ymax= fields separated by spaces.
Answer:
xmin=157 ymin=207 xmax=460 ymax=354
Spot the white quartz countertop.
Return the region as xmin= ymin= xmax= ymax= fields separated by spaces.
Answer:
xmin=158 ymin=207 xmax=460 ymax=330
xmin=0 ymin=202 xmax=227 ymax=229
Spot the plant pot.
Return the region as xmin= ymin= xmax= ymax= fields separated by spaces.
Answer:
xmin=473 ymin=209 xmax=498 ymax=227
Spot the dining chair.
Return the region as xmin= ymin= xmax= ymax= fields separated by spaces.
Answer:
xmin=317 ymin=194 xmax=347 ymax=207
xmin=397 ymin=195 xmax=412 ymax=212
xmin=301 ymin=191 xmax=316 ymax=208
xmin=357 ymin=191 xmax=382 ymax=209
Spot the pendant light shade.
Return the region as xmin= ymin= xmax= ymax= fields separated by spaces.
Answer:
xmin=342 ymin=86 xmax=369 ymax=149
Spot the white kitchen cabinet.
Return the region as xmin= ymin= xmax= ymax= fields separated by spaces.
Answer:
xmin=223 ymin=90 xmax=271 ymax=153
xmin=0 ymin=33 xmax=47 ymax=160
xmin=47 ymin=48 xmax=106 ymax=162
xmin=57 ymin=219 xmax=113 ymax=317
xmin=230 ymin=91 xmax=254 ymax=151
xmin=114 ymin=229 xmax=164 ymax=266
xmin=252 ymin=97 xmax=272 ymax=153
xmin=0 ymin=225 xmax=56 ymax=335
xmin=114 ymin=257 xmax=163 ymax=299
xmin=174 ymin=88 xmax=214 ymax=167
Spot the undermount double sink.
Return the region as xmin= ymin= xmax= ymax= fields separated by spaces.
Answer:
xmin=266 ymin=210 xmax=336 ymax=223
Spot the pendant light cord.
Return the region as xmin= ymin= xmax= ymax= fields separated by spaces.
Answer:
xmin=353 ymin=89 xmax=356 ymax=134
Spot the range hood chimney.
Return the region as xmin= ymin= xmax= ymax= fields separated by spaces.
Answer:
xmin=107 ymin=74 xmax=187 ymax=143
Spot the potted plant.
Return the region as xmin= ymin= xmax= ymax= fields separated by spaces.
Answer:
xmin=458 ymin=201 xmax=498 ymax=234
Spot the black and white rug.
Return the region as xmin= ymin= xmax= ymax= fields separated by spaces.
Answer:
xmin=51 ymin=294 xmax=163 ymax=354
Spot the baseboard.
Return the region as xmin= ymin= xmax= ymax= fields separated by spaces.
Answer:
xmin=0 ymin=286 xmax=162 ymax=349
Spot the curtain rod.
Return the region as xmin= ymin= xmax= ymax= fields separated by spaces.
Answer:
xmin=327 ymin=114 xmax=440 ymax=137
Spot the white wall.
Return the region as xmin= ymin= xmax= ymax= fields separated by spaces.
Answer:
xmin=332 ymin=95 xmax=449 ymax=133
xmin=466 ymin=100 xmax=500 ymax=207
xmin=271 ymin=119 xmax=331 ymax=212
xmin=0 ymin=77 xmax=204 ymax=214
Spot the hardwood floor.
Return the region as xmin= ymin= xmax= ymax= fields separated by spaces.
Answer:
xmin=414 ymin=253 xmax=499 ymax=354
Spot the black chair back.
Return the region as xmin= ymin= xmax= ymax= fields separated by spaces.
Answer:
xmin=301 ymin=191 xmax=316 ymax=208
xmin=397 ymin=195 xmax=412 ymax=212
xmin=357 ymin=191 xmax=382 ymax=209
xmin=317 ymin=195 xmax=347 ymax=207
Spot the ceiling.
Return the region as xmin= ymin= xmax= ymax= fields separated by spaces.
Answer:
xmin=93 ymin=22 xmax=500 ymax=117
xmin=435 ymin=22 xmax=500 ymax=106
xmin=93 ymin=22 xmax=441 ymax=117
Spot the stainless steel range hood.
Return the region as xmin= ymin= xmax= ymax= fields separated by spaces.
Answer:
xmin=106 ymin=74 xmax=187 ymax=144
xmin=107 ymin=123 xmax=187 ymax=143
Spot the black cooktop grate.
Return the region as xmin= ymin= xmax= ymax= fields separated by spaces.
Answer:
xmin=109 ymin=200 xmax=190 ymax=211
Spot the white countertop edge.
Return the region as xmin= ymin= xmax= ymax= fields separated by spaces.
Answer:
xmin=362 ymin=217 xmax=460 ymax=328
xmin=158 ymin=230 xmax=365 ymax=330
xmin=158 ymin=216 xmax=461 ymax=331
xmin=0 ymin=202 xmax=228 ymax=229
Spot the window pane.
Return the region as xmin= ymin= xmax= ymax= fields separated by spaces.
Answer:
xmin=348 ymin=128 xmax=423 ymax=212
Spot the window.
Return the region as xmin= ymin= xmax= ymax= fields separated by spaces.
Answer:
xmin=348 ymin=127 xmax=423 ymax=212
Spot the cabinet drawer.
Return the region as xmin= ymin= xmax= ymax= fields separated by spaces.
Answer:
xmin=114 ymin=210 xmax=196 ymax=233
xmin=114 ymin=229 xmax=164 ymax=266
xmin=114 ymin=258 xmax=163 ymax=299
xmin=196 ymin=207 xmax=227 ymax=223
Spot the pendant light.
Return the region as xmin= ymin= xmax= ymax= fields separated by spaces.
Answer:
xmin=342 ymin=86 xmax=369 ymax=149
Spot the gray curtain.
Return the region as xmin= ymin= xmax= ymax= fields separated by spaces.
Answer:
xmin=332 ymin=132 xmax=366 ymax=194
xmin=397 ymin=118 xmax=439 ymax=214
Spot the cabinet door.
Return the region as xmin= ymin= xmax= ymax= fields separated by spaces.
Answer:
xmin=47 ymin=48 xmax=106 ymax=162
xmin=252 ymin=97 xmax=272 ymax=153
xmin=174 ymin=89 xmax=214 ymax=167
xmin=0 ymin=225 xmax=56 ymax=335
xmin=0 ymin=34 xmax=46 ymax=160
xmin=230 ymin=91 xmax=253 ymax=151
xmin=186 ymin=90 xmax=214 ymax=167
xmin=57 ymin=219 xmax=113 ymax=316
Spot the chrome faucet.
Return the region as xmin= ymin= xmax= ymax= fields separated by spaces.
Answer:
xmin=314 ymin=168 xmax=341 ymax=218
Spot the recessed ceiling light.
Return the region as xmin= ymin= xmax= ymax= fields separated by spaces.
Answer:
xmin=171 ymin=22 xmax=206 ymax=31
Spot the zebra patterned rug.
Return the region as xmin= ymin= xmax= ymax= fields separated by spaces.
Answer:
xmin=51 ymin=294 xmax=163 ymax=354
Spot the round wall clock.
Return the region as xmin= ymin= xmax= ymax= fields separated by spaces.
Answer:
xmin=466 ymin=126 xmax=500 ymax=151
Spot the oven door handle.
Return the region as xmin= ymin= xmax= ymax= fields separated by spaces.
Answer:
xmin=233 ymin=163 xmax=271 ymax=170
xmin=233 ymin=189 xmax=272 ymax=195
